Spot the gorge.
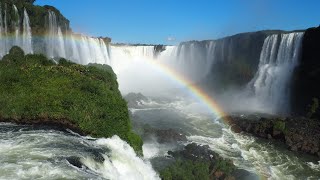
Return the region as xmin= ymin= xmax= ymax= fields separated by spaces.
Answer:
xmin=0 ymin=0 xmax=320 ymax=179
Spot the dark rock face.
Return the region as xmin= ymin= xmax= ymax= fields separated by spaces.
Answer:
xmin=292 ymin=26 xmax=320 ymax=118
xmin=227 ymin=116 xmax=320 ymax=157
xmin=198 ymin=30 xmax=302 ymax=92
xmin=154 ymin=45 xmax=166 ymax=58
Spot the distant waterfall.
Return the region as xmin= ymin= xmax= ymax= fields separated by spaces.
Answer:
xmin=246 ymin=32 xmax=304 ymax=114
xmin=45 ymin=11 xmax=111 ymax=64
xmin=22 ymin=8 xmax=33 ymax=54
xmin=47 ymin=11 xmax=63 ymax=58
xmin=158 ymin=40 xmax=232 ymax=82
xmin=0 ymin=4 xmax=6 ymax=57
xmin=12 ymin=5 xmax=20 ymax=46
xmin=0 ymin=4 xmax=33 ymax=57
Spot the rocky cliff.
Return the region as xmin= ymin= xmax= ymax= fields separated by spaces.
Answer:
xmin=292 ymin=26 xmax=320 ymax=118
xmin=193 ymin=30 xmax=303 ymax=93
xmin=0 ymin=0 xmax=70 ymax=34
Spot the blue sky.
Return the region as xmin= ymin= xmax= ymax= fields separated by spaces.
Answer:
xmin=35 ymin=0 xmax=320 ymax=44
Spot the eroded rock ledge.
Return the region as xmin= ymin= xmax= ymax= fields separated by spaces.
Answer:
xmin=226 ymin=116 xmax=320 ymax=157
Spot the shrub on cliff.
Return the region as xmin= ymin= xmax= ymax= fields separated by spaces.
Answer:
xmin=0 ymin=46 xmax=142 ymax=153
xmin=307 ymin=98 xmax=319 ymax=118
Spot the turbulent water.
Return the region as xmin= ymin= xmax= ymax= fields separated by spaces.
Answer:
xmin=0 ymin=3 xmax=318 ymax=180
xmin=0 ymin=123 xmax=159 ymax=180
xmin=130 ymin=97 xmax=320 ymax=180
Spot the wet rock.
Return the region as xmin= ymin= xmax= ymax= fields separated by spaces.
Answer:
xmin=66 ymin=156 xmax=83 ymax=168
xmin=91 ymin=150 xmax=105 ymax=163
xmin=227 ymin=115 xmax=320 ymax=158
xmin=231 ymin=124 xmax=242 ymax=133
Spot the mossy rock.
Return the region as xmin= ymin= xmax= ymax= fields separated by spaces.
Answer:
xmin=273 ymin=120 xmax=286 ymax=132
xmin=0 ymin=46 xmax=142 ymax=153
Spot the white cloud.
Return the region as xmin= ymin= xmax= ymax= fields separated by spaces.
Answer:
xmin=167 ymin=37 xmax=176 ymax=41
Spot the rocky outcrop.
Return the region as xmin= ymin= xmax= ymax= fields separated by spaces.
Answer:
xmin=292 ymin=26 xmax=320 ymax=118
xmin=154 ymin=45 xmax=166 ymax=58
xmin=161 ymin=143 xmax=250 ymax=180
xmin=227 ymin=116 xmax=320 ymax=157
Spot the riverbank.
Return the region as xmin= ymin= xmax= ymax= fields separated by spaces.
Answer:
xmin=226 ymin=115 xmax=320 ymax=158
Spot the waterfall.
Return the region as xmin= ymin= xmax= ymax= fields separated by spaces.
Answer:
xmin=22 ymin=8 xmax=33 ymax=54
xmin=57 ymin=27 xmax=66 ymax=58
xmin=157 ymin=40 xmax=229 ymax=82
xmin=46 ymin=10 xmax=58 ymax=58
xmin=246 ymin=32 xmax=304 ymax=114
xmin=45 ymin=11 xmax=111 ymax=64
xmin=12 ymin=5 xmax=20 ymax=47
xmin=3 ymin=4 xmax=8 ymax=54
xmin=0 ymin=4 xmax=5 ymax=57
xmin=0 ymin=4 xmax=33 ymax=57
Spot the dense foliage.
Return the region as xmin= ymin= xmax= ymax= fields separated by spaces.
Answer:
xmin=160 ymin=143 xmax=236 ymax=180
xmin=0 ymin=46 xmax=142 ymax=153
xmin=160 ymin=160 xmax=210 ymax=180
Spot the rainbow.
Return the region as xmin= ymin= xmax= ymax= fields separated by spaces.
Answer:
xmin=3 ymin=33 xmax=228 ymax=120
xmin=133 ymin=55 xmax=268 ymax=180
xmin=148 ymin=60 xmax=226 ymax=119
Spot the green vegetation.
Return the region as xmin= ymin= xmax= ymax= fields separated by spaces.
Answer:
xmin=273 ymin=119 xmax=286 ymax=133
xmin=160 ymin=160 xmax=210 ymax=180
xmin=0 ymin=46 xmax=142 ymax=153
xmin=160 ymin=143 xmax=236 ymax=180
xmin=160 ymin=158 xmax=235 ymax=180
xmin=213 ymin=157 xmax=236 ymax=175
xmin=307 ymin=98 xmax=319 ymax=118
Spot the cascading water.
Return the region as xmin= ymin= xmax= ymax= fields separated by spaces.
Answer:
xmin=245 ymin=32 xmax=304 ymax=114
xmin=22 ymin=8 xmax=33 ymax=54
xmin=47 ymin=10 xmax=61 ymax=58
xmin=158 ymin=41 xmax=217 ymax=82
xmin=3 ymin=4 xmax=8 ymax=54
xmin=12 ymin=5 xmax=20 ymax=47
xmin=45 ymin=10 xmax=112 ymax=64
xmin=0 ymin=4 xmax=5 ymax=57
xmin=0 ymin=123 xmax=159 ymax=180
xmin=0 ymin=4 xmax=33 ymax=57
